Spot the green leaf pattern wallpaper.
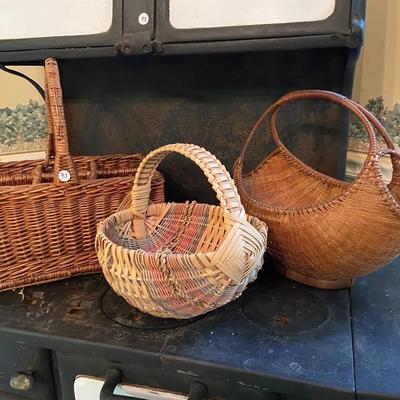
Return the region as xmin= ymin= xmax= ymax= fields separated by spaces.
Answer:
xmin=0 ymin=66 xmax=46 ymax=161
xmin=349 ymin=98 xmax=400 ymax=152
xmin=0 ymin=100 xmax=47 ymax=151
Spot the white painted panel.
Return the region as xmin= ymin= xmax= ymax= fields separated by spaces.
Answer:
xmin=74 ymin=376 xmax=187 ymax=400
xmin=169 ymin=0 xmax=336 ymax=29
xmin=0 ymin=0 xmax=113 ymax=40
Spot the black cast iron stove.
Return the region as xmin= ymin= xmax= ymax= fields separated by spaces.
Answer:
xmin=1 ymin=258 xmax=400 ymax=399
xmin=2 ymin=1 xmax=397 ymax=400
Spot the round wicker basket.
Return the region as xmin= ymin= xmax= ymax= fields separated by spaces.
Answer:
xmin=96 ymin=143 xmax=267 ymax=319
xmin=234 ymin=90 xmax=400 ymax=289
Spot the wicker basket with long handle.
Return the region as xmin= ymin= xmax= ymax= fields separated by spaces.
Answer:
xmin=0 ymin=58 xmax=164 ymax=291
xmin=233 ymin=90 xmax=400 ymax=289
xmin=96 ymin=143 xmax=267 ymax=319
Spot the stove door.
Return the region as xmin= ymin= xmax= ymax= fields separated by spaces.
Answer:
xmin=56 ymin=352 xmax=269 ymax=400
xmin=74 ymin=375 xmax=190 ymax=400
xmin=155 ymin=0 xmax=357 ymax=51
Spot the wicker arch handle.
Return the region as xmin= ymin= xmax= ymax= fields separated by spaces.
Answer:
xmin=269 ymin=96 xmax=400 ymax=185
xmin=376 ymin=149 xmax=400 ymax=194
xmin=131 ymin=143 xmax=245 ymax=230
xmin=376 ymin=148 xmax=400 ymax=160
xmin=236 ymin=90 xmax=378 ymax=181
xmin=350 ymin=100 xmax=400 ymax=185
xmin=44 ymin=58 xmax=79 ymax=185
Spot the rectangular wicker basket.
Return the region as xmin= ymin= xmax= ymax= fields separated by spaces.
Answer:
xmin=0 ymin=58 xmax=164 ymax=291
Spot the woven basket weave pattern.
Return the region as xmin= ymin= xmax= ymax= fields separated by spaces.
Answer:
xmin=234 ymin=90 xmax=400 ymax=289
xmin=0 ymin=59 xmax=164 ymax=292
xmin=96 ymin=143 xmax=267 ymax=319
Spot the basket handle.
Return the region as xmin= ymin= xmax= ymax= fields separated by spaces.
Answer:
xmin=269 ymin=97 xmax=400 ymax=185
xmin=130 ymin=143 xmax=245 ymax=237
xmin=349 ymin=100 xmax=400 ymax=185
xmin=44 ymin=58 xmax=79 ymax=185
xmin=235 ymin=90 xmax=378 ymax=181
xmin=376 ymin=148 xmax=400 ymax=160
xmin=375 ymin=149 xmax=400 ymax=195
xmin=44 ymin=67 xmax=55 ymax=165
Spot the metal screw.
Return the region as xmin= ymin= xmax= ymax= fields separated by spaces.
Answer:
xmin=121 ymin=44 xmax=132 ymax=55
xmin=289 ymin=362 xmax=301 ymax=371
xmin=138 ymin=12 xmax=150 ymax=26
xmin=10 ymin=373 xmax=34 ymax=391
xmin=142 ymin=44 xmax=151 ymax=53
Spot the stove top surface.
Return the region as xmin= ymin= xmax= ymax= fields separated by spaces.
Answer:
xmin=0 ymin=257 xmax=399 ymax=400
xmin=101 ymin=288 xmax=201 ymax=331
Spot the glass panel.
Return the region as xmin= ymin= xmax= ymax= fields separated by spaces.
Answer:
xmin=169 ymin=0 xmax=336 ymax=29
xmin=0 ymin=0 xmax=113 ymax=40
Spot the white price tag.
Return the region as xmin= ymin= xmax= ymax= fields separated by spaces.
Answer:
xmin=58 ymin=170 xmax=71 ymax=182
xmin=138 ymin=12 xmax=150 ymax=25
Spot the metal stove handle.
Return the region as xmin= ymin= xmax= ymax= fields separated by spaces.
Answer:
xmin=100 ymin=368 xmax=208 ymax=400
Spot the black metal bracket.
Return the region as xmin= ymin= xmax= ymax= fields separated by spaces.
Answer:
xmin=100 ymin=368 xmax=208 ymax=400
xmin=115 ymin=33 xmax=162 ymax=56
xmin=348 ymin=15 xmax=365 ymax=48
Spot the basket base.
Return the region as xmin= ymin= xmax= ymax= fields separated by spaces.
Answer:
xmin=276 ymin=264 xmax=355 ymax=290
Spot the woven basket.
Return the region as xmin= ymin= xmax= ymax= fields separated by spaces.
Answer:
xmin=0 ymin=58 xmax=164 ymax=291
xmin=96 ymin=143 xmax=267 ymax=319
xmin=233 ymin=90 xmax=400 ymax=289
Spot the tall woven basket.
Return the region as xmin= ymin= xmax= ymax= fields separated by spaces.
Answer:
xmin=233 ymin=90 xmax=400 ymax=289
xmin=96 ymin=143 xmax=267 ymax=319
xmin=0 ymin=58 xmax=164 ymax=291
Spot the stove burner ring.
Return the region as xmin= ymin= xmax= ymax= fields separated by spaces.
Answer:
xmin=241 ymin=284 xmax=331 ymax=334
xmin=101 ymin=288 xmax=201 ymax=330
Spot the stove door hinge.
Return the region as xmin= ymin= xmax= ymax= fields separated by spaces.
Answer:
xmin=115 ymin=33 xmax=163 ymax=56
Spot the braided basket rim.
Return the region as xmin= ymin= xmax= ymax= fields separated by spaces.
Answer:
xmin=96 ymin=201 xmax=267 ymax=258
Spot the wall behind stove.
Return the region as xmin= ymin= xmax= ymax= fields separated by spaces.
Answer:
xmin=353 ymin=0 xmax=400 ymax=108
xmin=0 ymin=66 xmax=44 ymax=109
